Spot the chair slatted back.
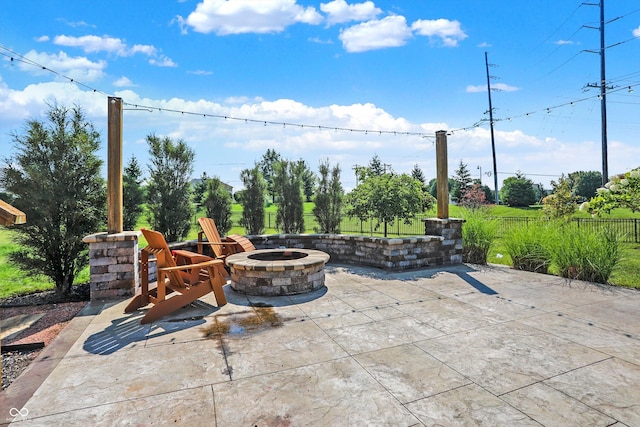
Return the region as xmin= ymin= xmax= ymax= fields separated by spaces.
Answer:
xmin=141 ymin=228 xmax=185 ymax=287
xmin=198 ymin=217 xmax=225 ymax=258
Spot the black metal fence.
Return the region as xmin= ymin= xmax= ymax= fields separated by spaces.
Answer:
xmin=230 ymin=213 xmax=639 ymax=243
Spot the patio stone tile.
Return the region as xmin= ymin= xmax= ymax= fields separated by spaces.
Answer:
xmin=517 ymin=312 xmax=640 ymax=365
xmin=481 ymin=287 xmax=577 ymax=312
xmin=312 ymin=310 xmax=373 ymax=330
xmin=544 ymin=357 xmax=640 ymax=426
xmin=65 ymin=315 xmax=152 ymax=357
xmin=451 ymin=291 xmax=544 ymax=321
xmin=21 ymin=340 xmax=229 ymax=418
xmin=325 ymin=316 xmax=443 ymax=355
xmin=405 ymin=383 xmax=539 ymax=426
xmin=501 ymin=382 xmax=617 ymax=427
xmin=354 ymin=344 xmax=471 ymax=403
xmin=292 ymin=293 xmax=359 ymax=318
xmin=416 ymin=322 xmax=610 ymax=395
xmin=222 ymin=318 xmax=348 ymax=380
xmin=212 ymin=357 xmax=420 ymax=426
xmin=560 ymin=297 xmax=640 ymax=336
xmin=367 ymin=280 xmax=442 ymax=302
xmin=361 ymin=304 xmax=406 ymax=321
xmin=397 ymin=297 xmax=507 ymax=335
xmin=336 ymin=289 xmax=399 ymax=310
xmin=11 ymin=386 xmax=216 ymax=426
xmin=325 ymin=280 xmax=375 ymax=296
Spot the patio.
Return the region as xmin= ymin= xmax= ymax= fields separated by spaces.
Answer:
xmin=2 ymin=263 xmax=640 ymax=426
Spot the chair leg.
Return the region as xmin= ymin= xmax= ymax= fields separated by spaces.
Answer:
xmin=139 ymin=281 xmax=223 ymax=324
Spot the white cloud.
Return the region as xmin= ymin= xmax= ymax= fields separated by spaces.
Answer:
xmin=320 ymin=0 xmax=381 ymax=25
xmin=340 ymin=15 xmax=412 ymax=53
xmin=36 ymin=35 xmax=50 ymax=42
xmin=113 ymin=76 xmax=135 ymax=87
xmin=149 ymin=55 xmax=178 ymax=67
xmin=466 ymin=83 xmax=519 ymax=93
xmin=181 ymin=0 xmax=322 ymax=35
xmin=477 ymin=42 xmax=492 ymax=48
xmin=18 ymin=50 xmax=106 ymax=81
xmin=411 ymin=18 xmax=467 ymax=47
xmin=188 ymin=69 xmax=214 ymax=75
xmin=633 ymin=26 xmax=640 ymax=38
xmin=53 ymin=35 xmax=158 ymax=57
xmin=555 ymin=40 xmax=575 ymax=45
xmin=3 ymin=80 xmax=632 ymax=190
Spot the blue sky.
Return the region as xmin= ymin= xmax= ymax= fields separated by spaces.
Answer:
xmin=1 ymin=0 xmax=639 ymax=192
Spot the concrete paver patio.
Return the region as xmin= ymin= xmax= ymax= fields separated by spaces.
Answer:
xmin=1 ymin=263 xmax=639 ymax=426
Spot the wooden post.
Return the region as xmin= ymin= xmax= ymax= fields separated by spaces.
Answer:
xmin=436 ymin=130 xmax=449 ymax=219
xmin=107 ymin=97 xmax=123 ymax=233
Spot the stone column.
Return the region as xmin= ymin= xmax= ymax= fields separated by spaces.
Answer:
xmin=83 ymin=231 xmax=141 ymax=300
xmin=422 ymin=218 xmax=464 ymax=265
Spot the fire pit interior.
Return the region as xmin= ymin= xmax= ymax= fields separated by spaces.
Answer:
xmin=226 ymin=249 xmax=330 ymax=296
xmin=248 ymin=250 xmax=308 ymax=262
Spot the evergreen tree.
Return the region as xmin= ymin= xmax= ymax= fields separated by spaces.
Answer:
xmin=451 ymin=160 xmax=473 ymax=202
xmin=258 ymin=149 xmax=282 ymax=203
xmin=313 ymin=159 xmax=343 ymax=233
xmin=239 ymin=165 xmax=266 ymax=234
xmin=123 ymin=155 xmax=145 ymax=230
xmin=145 ymin=134 xmax=195 ymax=242
xmin=273 ymin=160 xmax=305 ymax=234
xmin=0 ymin=104 xmax=105 ymax=298
xmin=297 ymin=159 xmax=316 ymax=202
xmin=192 ymin=171 xmax=209 ymax=209
xmin=368 ymin=154 xmax=385 ymax=176
xmin=204 ymin=177 xmax=233 ymax=236
xmin=411 ymin=164 xmax=426 ymax=184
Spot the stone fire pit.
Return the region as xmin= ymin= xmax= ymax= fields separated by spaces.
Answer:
xmin=226 ymin=248 xmax=330 ymax=296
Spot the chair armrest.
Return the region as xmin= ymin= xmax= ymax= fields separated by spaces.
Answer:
xmin=158 ymin=258 xmax=224 ymax=273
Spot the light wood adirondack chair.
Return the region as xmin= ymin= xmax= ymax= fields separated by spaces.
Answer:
xmin=125 ymin=228 xmax=227 ymax=324
xmin=197 ymin=217 xmax=255 ymax=262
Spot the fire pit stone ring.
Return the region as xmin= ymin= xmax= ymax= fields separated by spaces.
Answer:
xmin=226 ymin=248 xmax=330 ymax=296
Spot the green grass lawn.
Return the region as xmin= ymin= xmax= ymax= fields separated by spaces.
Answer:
xmin=1 ymin=203 xmax=638 ymax=299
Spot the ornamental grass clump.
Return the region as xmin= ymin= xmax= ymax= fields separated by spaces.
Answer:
xmin=503 ymin=220 xmax=554 ymax=274
xmin=461 ymin=208 xmax=498 ymax=264
xmin=551 ymin=225 xmax=621 ymax=284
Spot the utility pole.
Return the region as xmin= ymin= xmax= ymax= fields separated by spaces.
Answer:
xmin=485 ymin=52 xmax=499 ymax=205
xmin=583 ymin=0 xmax=610 ymax=185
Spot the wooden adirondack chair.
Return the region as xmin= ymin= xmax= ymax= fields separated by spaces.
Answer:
xmin=197 ymin=217 xmax=255 ymax=262
xmin=125 ymin=228 xmax=227 ymax=324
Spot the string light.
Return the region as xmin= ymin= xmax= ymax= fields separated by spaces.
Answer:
xmin=1 ymin=43 xmax=637 ymax=139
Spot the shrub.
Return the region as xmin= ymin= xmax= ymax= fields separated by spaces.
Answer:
xmin=550 ymin=226 xmax=621 ymax=284
xmin=461 ymin=208 xmax=498 ymax=264
xmin=502 ymin=220 xmax=554 ymax=274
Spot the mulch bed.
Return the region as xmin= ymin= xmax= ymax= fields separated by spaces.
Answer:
xmin=1 ymin=285 xmax=90 ymax=391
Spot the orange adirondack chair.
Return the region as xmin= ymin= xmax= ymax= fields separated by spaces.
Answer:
xmin=197 ymin=217 xmax=255 ymax=262
xmin=125 ymin=228 xmax=227 ymax=324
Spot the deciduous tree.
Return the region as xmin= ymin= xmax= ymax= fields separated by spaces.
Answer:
xmin=500 ymin=172 xmax=536 ymax=207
